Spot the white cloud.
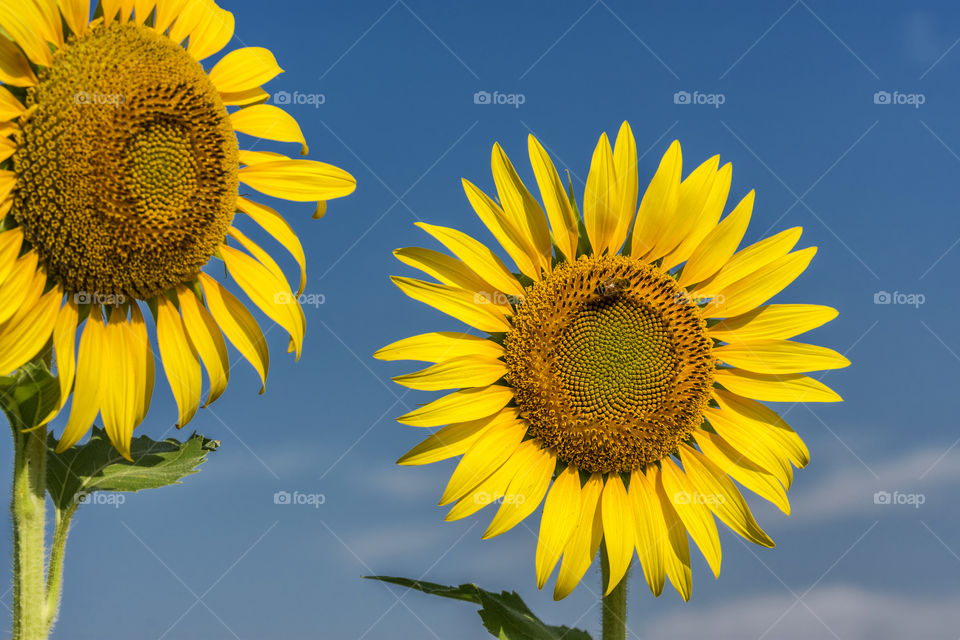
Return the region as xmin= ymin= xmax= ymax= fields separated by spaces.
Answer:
xmin=647 ymin=584 xmax=960 ymax=639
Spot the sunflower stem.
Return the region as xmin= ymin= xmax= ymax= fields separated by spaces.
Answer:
xmin=10 ymin=424 xmax=50 ymax=640
xmin=44 ymin=505 xmax=75 ymax=634
xmin=600 ymin=546 xmax=630 ymax=640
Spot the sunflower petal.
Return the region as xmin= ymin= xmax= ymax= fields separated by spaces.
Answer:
xmin=714 ymin=368 xmax=841 ymax=403
xmin=650 ymin=466 xmax=692 ymax=600
xmin=237 ymin=197 xmax=307 ymax=295
xmin=704 ymin=405 xmax=792 ymax=489
xmin=0 ymin=283 xmax=61 ymax=377
xmin=390 ymin=277 xmax=511 ymax=333
xmin=394 ymin=247 xmax=512 ymax=314
xmin=438 ymin=409 xmax=527 ymax=503
xmin=679 ymin=444 xmax=774 ymax=547
xmin=462 ymin=178 xmax=539 ymax=280
xmin=374 ymin=331 xmax=503 ymax=363
xmin=0 ymin=86 xmax=24 ymax=120
xmin=128 ymin=303 xmax=154 ymax=425
xmin=484 ymin=445 xmax=554 ymax=538
xmin=199 ymin=272 xmax=269 ymax=392
xmin=661 ymin=457 xmax=722 ymax=578
xmin=58 ymin=0 xmax=91 ymax=36
xmin=554 ymin=473 xmax=604 ymax=600
xmin=536 ymin=465 xmax=581 ymax=589
xmin=629 ymin=469 xmax=665 ymax=596
xmin=713 ymin=388 xmax=810 ymax=468
xmin=58 ymin=307 xmax=105 ymax=451
xmin=42 ymin=299 xmax=79 ymax=425
xmin=393 ymin=355 xmax=506 ymax=391
xmin=415 ymin=222 xmax=526 ymax=299
xmin=662 ymin=162 xmax=732 ymax=271
xmin=239 ymin=159 xmax=356 ymax=202
xmin=703 ymin=247 xmax=817 ymax=318
xmin=631 ymin=140 xmax=681 ymax=259
xmin=155 ymin=295 xmax=201 ymax=429
xmin=100 ymin=307 xmax=138 ymax=460
xmin=220 ymin=87 xmax=269 ymax=107
xmin=185 ymin=3 xmax=234 ymax=61
xmin=694 ymin=430 xmax=790 ymax=514
xmin=397 ymin=414 xmax=499 ymax=466
xmin=601 ymin=474 xmax=634 ymax=595
xmin=0 ymin=35 xmax=38 ymax=86
xmin=678 ymin=190 xmax=753 ymax=287
xmin=208 ymin=46 xmax=283 ymax=94
xmin=177 ymin=284 xmax=229 ymax=407
xmin=0 ymin=4 xmax=54 ymax=67
xmin=583 ymin=133 xmax=618 ymax=255
xmin=491 ymin=144 xmax=552 ymax=274
xmin=611 ymin=122 xmax=639 ymax=255
xmin=397 ymin=385 xmax=514 ymax=428
xmin=231 ymin=104 xmax=307 ymax=155
xmin=715 ymin=338 xmax=849 ymax=375
xmin=710 ymin=304 xmax=838 ymax=343
xmin=445 ymin=440 xmax=532 ymax=522
xmin=528 ymin=135 xmax=578 ymax=262
xmin=0 ymin=227 xmax=24 ymax=286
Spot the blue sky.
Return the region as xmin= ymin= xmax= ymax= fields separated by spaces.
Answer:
xmin=5 ymin=1 xmax=960 ymax=638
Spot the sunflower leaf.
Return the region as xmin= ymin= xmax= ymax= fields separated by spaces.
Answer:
xmin=0 ymin=361 xmax=60 ymax=432
xmin=365 ymin=576 xmax=592 ymax=640
xmin=46 ymin=427 xmax=219 ymax=512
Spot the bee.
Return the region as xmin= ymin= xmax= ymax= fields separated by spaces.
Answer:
xmin=596 ymin=277 xmax=630 ymax=297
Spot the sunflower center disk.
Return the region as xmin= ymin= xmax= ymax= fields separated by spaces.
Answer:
xmin=13 ymin=23 xmax=239 ymax=300
xmin=505 ymin=256 xmax=716 ymax=474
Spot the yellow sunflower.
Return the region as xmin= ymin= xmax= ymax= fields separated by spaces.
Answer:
xmin=378 ymin=123 xmax=848 ymax=601
xmin=0 ymin=0 xmax=355 ymax=459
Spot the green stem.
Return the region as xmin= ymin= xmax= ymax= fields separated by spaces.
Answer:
xmin=45 ymin=505 xmax=75 ymax=634
xmin=10 ymin=425 xmax=49 ymax=640
xmin=600 ymin=546 xmax=630 ymax=640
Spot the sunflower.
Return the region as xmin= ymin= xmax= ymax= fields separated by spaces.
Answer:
xmin=378 ymin=123 xmax=848 ymax=601
xmin=0 ymin=0 xmax=355 ymax=459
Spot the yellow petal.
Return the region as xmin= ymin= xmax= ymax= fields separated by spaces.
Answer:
xmin=601 ymin=474 xmax=634 ymax=595
xmin=629 ymin=469 xmax=665 ymax=596
xmin=239 ymin=159 xmax=356 ymax=202
xmin=698 ymin=228 xmax=802 ymax=298
xmin=397 ymin=385 xmax=514 ymax=428
xmin=415 ymin=222 xmax=526 ymax=299
xmin=0 ymin=170 xmax=15 ymax=205
xmin=153 ymin=0 xmax=189 ymax=33
xmin=177 ymin=284 xmax=229 ymax=407
xmin=631 ymin=140 xmax=681 ymax=259
xmin=42 ymin=299 xmax=79 ymax=425
xmin=0 ymin=35 xmax=38 ymax=86
xmin=128 ymin=303 xmax=154 ymax=425
xmin=554 ymin=473 xmax=604 ymax=600
xmin=156 ymin=295 xmax=202 ymax=429
xmin=0 ymin=137 xmax=16 ymax=163
xmin=185 ymin=3 xmax=234 ymax=61
xmin=583 ymin=133 xmax=618 ymax=255
xmin=694 ymin=430 xmax=790 ymax=514
xmin=199 ymin=272 xmax=269 ymax=392
xmin=0 ymin=227 xmax=25 ymax=287
xmin=679 ymin=444 xmax=774 ymax=547
xmin=374 ymin=331 xmax=504 ymax=363
xmin=658 ymin=155 xmax=719 ymax=271
xmin=462 ymin=178 xmax=539 ymax=280
xmin=611 ymin=122 xmax=639 ymax=255
xmin=208 ymin=46 xmax=283 ymax=94
xmin=220 ymin=243 xmax=304 ymax=359
xmin=535 ymin=465 xmax=581 ymax=589
xmin=101 ymin=307 xmax=138 ymax=460
xmin=238 ymin=149 xmax=289 ymax=166
xmin=714 ymin=368 xmax=842 ymax=403
xmin=660 ymin=457 xmax=722 ymax=578
xmin=220 ymin=87 xmax=269 ymax=107
xmin=705 ymin=406 xmax=797 ymax=490
xmin=28 ymin=0 xmax=64 ymax=47
xmin=390 ymin=277 xmax=511 ymax=333
xmin=713 ymin=388 xmax=810 ymax=468
xmin=0 ymin=283 xmax=61 ymax=377
xmin=650 ymin=466 xmax=692 ymax=601
xmin=439 ymin=409 xmax=525 ymax=506
xmin=710 ymin=304 xmax=839 ymax=343
xmin=394 ymin=247 xmax=512 ymax=314
xmin=703 ymin=247 xmax=817 ymax=318
xmin=662 ymin=162 xmax=732 ymax=271
xmin=714 ymin=338 xmax=850 ymax=375
xmin=0 ymin=3 xmax=54 ymax=67
xmin=231 ymin=104 xmax=307 ymax=155
xmin=445 ymin=440 xmax=533 ymax=522
xmin=393 ymin=355 xmax=506 ymax=391
xmin=678 ymin=190 xmax=753 ymax=287
xmin=528 ymin=135 xmax=578 ymax=262
xmin=484 ymin=444 xmax=554 ymax=538
xmin=58 ymin=0 xmax=91 ymax=36
xmin=58 ymin=306 xmax=105 ymax=451
xmin=491 ymin=143 xmax=552 ymax=274
xmin=0 ymin=252 xmax=40 ymax=326
xmin=237 ymin=197 xmax=307 ymax=295
xmin=397 ymin=414 xmax=500 ymax=466
xmin=0 ymin=86 xmax=24 ymax=120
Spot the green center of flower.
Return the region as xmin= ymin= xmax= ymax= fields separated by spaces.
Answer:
xmin=12 ymin=22 xmax=238 ymax=301
xmin=505 ymin=256 xmax=715 ymax=474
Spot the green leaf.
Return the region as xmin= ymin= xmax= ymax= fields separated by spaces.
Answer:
xmin=46 ymin=427 xmax=220 ymax=511
xmin=366 ymin=576 xmax=592 ymax=640
xmin=0 ymin=361 xmax=59 ymax=432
